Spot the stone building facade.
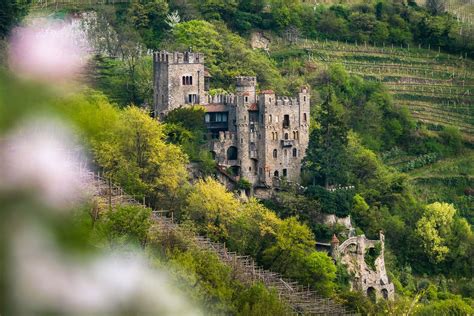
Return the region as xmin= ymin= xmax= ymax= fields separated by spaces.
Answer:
xmin=153 ymin=51 xmax=310 ymax=188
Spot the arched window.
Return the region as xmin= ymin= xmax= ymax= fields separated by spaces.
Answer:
xmin=284 ymin=133 xmax=289 ymax=140
xmin=273 ymin=149 xmax=278 ymax=159
xmin=269 ymin=115 xmax=272 ymax=123
xmin=274 ymin=170 xmax=279 ymax=177
xmin=293 ymin=148 xmax=298 ymax=157
xmin=296 ymin=131 xmax=299 ymax=140
xmin=303 ymin=113 xmax=307 ymax=122
xmin=182 ymin=76 xmax=186 ymax=85
xmin=189 ymin=76 xmax=193 ymax=85
xmin=227 ymin=146 xmax=238 ymax=160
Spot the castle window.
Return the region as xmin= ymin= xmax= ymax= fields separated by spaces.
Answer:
xmin=161 ymin=94 xmax=165 ymax=104
xmin=275 ymin=116 xmax=279 ymax=123
xmin=205 ymin=114 xmax=210 ymax=123
xmin=303 ymin=113 xmax=307 ymax=122
xmin=182 ymin=76 xmax=193 ymax=85
xmin=293 ymin=131 xmax=296 ymax=139
xmin=245 ymin=96 xmax=249 ymax=103
xmin=293 ymin=148 xmax=298 ymax=157
xmin=283 ymin=115 xmax=290 ymax=129
xmin=273 ymin=149 xmax=278 ymax=158
xmin=283 ymin=169 xmax=287 ymax=177
xmin=274 ymin=170 xmax=279 ymax=177
xmin=269 ymin=115 xmax=272 ymax=123
xmin=303 ymin=96 xmax=306 ymax=102
xmin=284 ymin=133 xmax=289 ymax=140
xmin=188 ymin=94 xmax=198 ymax=104
xmin=249 ymin=167 xmax=252 ymax=171
xmin=296 ymin=131 xmax=299 ymax=140
xmin=227 ymin=146 xmax=238 ymax=160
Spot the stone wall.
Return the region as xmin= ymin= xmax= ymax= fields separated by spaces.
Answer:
xmin=335 ymin=232 xmax=395 ymax=301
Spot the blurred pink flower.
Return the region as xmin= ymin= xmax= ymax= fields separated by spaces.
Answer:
xmin=0 ymin=118 xmax=88 ymax=210
xmin=11 ymin=225 xmax=202 ymax=315
xmin=8 ymin=18 xmax=91 ymax=82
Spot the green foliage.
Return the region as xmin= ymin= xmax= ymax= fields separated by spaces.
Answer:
xmin=166 ymin=20 xmax=287 ymax=92
xmin=97 ymin=205 xmax=151 ymax=248
xmin=128 ymin=0 xmax=169 ymax=49
xmin=183 ymin=179 xmax=338 ymax=296
xmin=163 ymin=107 xmax=215 ymax=173
xmin=364 ymin=242 xmax=381 ymax=271
xmin=236 ymin=178 xmax=251 ymax=191
xmin=235 ymin=283 xmax=291 ymax=316
xmin=415 ymin=297 xmax=474 ymax=315
xmin=0 ymin=0 xmax=30 ymax=39
xmin=415 ymin=202 xmax=456 ymax=263
xmin=304 ymin=90 xmax=350 ymax=187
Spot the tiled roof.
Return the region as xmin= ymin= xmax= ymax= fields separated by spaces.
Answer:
xmin=248 ymin=103 xmax=258 ymax=111
xmin=260 ymin=90 xmax=275 ymax=94
xmin=205 ymin=103 xmax=228 ymax=112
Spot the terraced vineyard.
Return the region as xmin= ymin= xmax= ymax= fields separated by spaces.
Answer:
xmin=276 ymin=40 xmax=474 ymax=141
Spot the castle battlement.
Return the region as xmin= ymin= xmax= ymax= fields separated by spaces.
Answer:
xmin=153 ymin=51 xmax=205 ymax=64
xmin=236 ymin=76 xmax=257 ymax=87
xmin=207 ymin=93 xmax=236 ymax=105
xmin=274 ymin=96 xmax=300 ymax=106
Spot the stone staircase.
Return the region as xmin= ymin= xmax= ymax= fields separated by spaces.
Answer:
xmin=82 ymin=171 xmax=354 ymax=315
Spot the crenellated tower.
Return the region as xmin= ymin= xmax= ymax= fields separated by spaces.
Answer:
xmin=153 ymin=51 xmax=207 ymax=119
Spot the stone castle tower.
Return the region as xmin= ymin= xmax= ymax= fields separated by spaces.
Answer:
xmin=153 ymin=51 xmax=310 ymax=190
xmin=153 ymin=51 xmax=207 ymax=119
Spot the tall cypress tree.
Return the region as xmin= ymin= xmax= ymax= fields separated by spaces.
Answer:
xmin=304 ymin=89 xmax=350 ymax=188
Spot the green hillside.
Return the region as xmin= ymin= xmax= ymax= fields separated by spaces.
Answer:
xmin=271 ymin=39 xmax=474 ymax=141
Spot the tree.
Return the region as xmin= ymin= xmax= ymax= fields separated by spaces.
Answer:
xmin=263 ymin=217 xmax=315 ymax=276
xmin=415 ymin=202 xmax=456 ymax=263
xmin=184 ymin=178 xmax=239 ymax=240
xmin=94 ymin=107 xmax=188 ymax=210
xmin=304 ymin=90 xmax=350 ymax=188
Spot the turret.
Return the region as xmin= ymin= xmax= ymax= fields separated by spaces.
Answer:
xmin=236 ymin=76 xmax=257 ymax=105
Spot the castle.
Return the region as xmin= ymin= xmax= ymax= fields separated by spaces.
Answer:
xmin=153 ymin=51 xmax=310 ymax=189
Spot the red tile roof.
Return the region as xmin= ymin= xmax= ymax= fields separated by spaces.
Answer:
xmin=248 ymin=103 xmax=258 ymax=111
xmin=205 ymin=103 xmax=228 ymax=112
xmin=260 ymin=90 xmax=275 ymax=94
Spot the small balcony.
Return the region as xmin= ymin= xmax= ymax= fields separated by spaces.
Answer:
xmin=281 ymin=140 xmax=294 ymax=147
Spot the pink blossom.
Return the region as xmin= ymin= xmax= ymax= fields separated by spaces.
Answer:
xmin=8 ymin=18 xmax=91 ymax=82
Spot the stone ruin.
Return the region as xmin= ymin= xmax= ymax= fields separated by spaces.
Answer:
xmin=331 ymin=231 xmax=395 ymax=301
